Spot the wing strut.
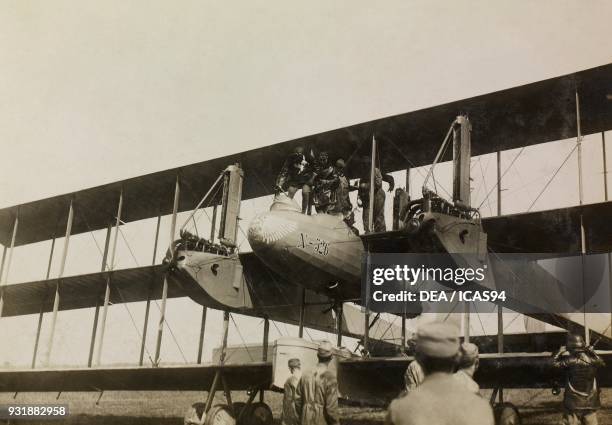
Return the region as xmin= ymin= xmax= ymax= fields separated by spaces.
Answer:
xmin=154 ymin=174 xmax=180 ymax=366
xmin=44 ymin=200 xmax=73 ymax=366
xmin=0 ymin=212 xmax=18 ymax=318
xmin=139 ymin=213 xmax=162 ymax=366
xmin=94 ymin=190 xmax=123 ymax=366
xmin=31 ymin=236 xmax=56 ymax=368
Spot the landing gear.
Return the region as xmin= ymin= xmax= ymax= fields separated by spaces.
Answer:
xmin=490 ymin=387 xmax=521 ymax=425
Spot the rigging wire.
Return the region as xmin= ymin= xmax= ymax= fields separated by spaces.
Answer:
xmin=78 ymin=208 xmax=155 ymax=363
xmin=117 ymin=226 xmax=188 ymax=363
xmin=527 ymin=144 xmax=578 ymax=212
xmin=478 ymin=147 xmax=525 ymax=210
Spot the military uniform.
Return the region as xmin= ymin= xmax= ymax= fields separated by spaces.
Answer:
xmin=388 ymin=373 xmax=493 ymax=425
xmin=295 ymin=341 xmax=339 ymax=425
xmin=282 ymin=375 xmax=301 ymax=425
xmin=358 ymin=167 xmax=394 ymax=233
xmin=454 ymin=342 xmax=480 ymax=395
xmin=553 ymin=336 xmax=605 ymax=425
xmin=387 ymin=323 xmax=493 ymax=425
xmin=404 ymin=360 xmax=425 ymax=393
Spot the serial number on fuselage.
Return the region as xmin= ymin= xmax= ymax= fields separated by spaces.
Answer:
xmin=296 ymin=233 xmax=330 ymax=256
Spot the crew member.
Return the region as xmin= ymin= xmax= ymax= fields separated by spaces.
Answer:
xmin=295 ymin=340 xmax=339 ymax=425
xmin=312 ymin=151 xmax=340 ymax=214
xmin=386 ymin=323 xmax=494 ymax=425
xmin=404 ymin=358 xmax=425 ymax=394
xmin=281 ymin=358 xmax=302 ymax=425
xmin=552 ymin=334 xmax=605 ymax=425
xmin=276 ymin=146 xmax=313 ymax=214
xmin=454 ymin=342 xmax=480 ymax=394
xmin=357 ymin=156 xmax=394 ymax=233
xmin=331 ymin=158 xmax=359 ymax=232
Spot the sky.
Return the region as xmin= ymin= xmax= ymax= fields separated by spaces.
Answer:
xmin=1 ymin=1 xmax=612 ymax=368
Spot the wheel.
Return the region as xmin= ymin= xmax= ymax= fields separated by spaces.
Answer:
xmin=205 ymin=404 xmax=236 ymax=425
xmin=232 ymin=402 xmax=247 ymax=425
xmin=245 ymin=402 xmax=273 ymax=425
xmin=184 ymin=402 xmax=206 ymax=425
xmin=494 ymin=402 xmax=521 ymax=425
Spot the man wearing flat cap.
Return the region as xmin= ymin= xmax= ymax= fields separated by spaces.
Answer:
xmin=295 ymin=341 xmax=339 ymax=425
xmin=387 ymin=323 xmax=493 ymax=425
xmin=455 ymin=342 xmax=480 ymax=394
xmin=282 ymin=358 xmax=302 ymax=425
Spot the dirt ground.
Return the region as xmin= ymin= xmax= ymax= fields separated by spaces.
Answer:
xmin=0 ymin=389 xmax=610 ymax=425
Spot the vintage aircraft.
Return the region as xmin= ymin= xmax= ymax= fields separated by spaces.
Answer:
xmin=1 ymin=62 xmax=612 ymax=425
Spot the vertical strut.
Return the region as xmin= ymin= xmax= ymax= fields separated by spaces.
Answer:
xmin=0 ymin=213 xmax=19 ymax=318
xmin=336 ymin=303 xmax=343 ymax=347
xmin=1 ymin=214 xmax=18 ymax=285
xmin=367 ymin=136 xmax=376 ymax=233
xmin=464 ymin=301 xmax=470 ymax=342
xmin=139 ymin=213 xmax=161 ymax=366
xmin=576 ymin=90 xmax=589 ymax=346
xmin=32 ymin=237 xmax=56 ymax=368
xmin=155 ymin=176 xmax=180 ymax=366
xmin=262 ymin=317 xmax=270 ymax=361
xmin=45 ymin=200 xmax=74 ymax=366
xmin=95 ymin=190 xmax=123 ymax=366
xmin=298 ymin=288 xmax=306 ymax=338
xmin=496 ymin=150 xmax=504 ymax=354
xmin=197 ymin=306 xmax=207 ymax=364
xmin=88 ymin=224 xmax=111 ymax=367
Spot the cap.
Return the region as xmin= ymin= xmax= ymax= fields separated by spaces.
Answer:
xmin=288 ymin=358 xmax=301 ymax=368
xmin=416 ymin=323 xmax=460 ymax=358
xmin=567 ymin=334 xmax=585 ymax=349
xmin=317 ymin=340 xmax=333 ymax=359
xmin=335 ymin=159 xmax=346 ymax=168
xmin=459 ymin=342 xmax=479 ymax=366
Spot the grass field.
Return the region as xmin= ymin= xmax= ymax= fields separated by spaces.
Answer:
xmin=1 ymin=389 xmax=610 ymax=424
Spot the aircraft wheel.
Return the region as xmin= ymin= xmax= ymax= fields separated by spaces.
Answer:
xmin=244 ymin=402 xmax=273 ymax=425
xmin=184 ymin=402 xmax=206 ymax=425
xmin=494 ymin=402 xmax=521 ymax=425
xmin=232 ymin=402 xmax=247 ymax=425
xmin=205 ymin=404 xmax=236 ymax=425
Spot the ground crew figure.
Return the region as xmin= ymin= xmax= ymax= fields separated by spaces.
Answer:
xmin=552 ymin=334 xmax=605 ymax=425
xmin=295 ymin=341 xmax=339 ymax=425
xmin=282 ymin=358 xmax=302 ymax=425
xmin=454 ymin=342 xmax=480 ymax=394
xmin=386 ymin=322 xmax=494 ymax=425
xmin=275 ymin=146 xmax=314 ymax=214
xmin=357 ymin=156 xmax=394 ymax=233
xmin=312 ymin=152 xmax=340 ymax=214
xmin=404 ymin=359 xmax=425 ymax=394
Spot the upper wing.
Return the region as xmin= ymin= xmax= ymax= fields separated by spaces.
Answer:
xmin=2 ymin=63 xmax=611 ymax=247
xmin=363 ymin=200 xmax=612 ymax=254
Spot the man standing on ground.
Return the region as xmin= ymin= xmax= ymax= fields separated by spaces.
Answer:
xmin=386 ymin=323 xmax=493 ymax=425
xmin=281 ymin=358 xmax=302 ymax=425
xmin=454 ymin=342 xmax=480 ymax=395
xmin=552 ymin=334 xmax=605 ymax=425
xmin=295 ymin=341 xmax=339 ymax=425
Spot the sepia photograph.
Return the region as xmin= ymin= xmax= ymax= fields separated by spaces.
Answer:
xmin=1 ymin=1 xmax=611 ymax=424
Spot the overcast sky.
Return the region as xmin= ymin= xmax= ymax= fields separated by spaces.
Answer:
xmin=1 ymin=1 xmax=611 ymax=368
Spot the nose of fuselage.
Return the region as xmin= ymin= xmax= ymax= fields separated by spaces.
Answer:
xmin=247 ymin=210 xmax=299 ymax=250
xmin=247 ymin=193 xmax=302 ymax=249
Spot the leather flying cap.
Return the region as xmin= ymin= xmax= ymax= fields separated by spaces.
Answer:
xmin=416 ymin=323 xmax=460 ymax=358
